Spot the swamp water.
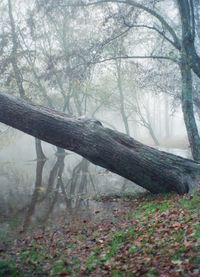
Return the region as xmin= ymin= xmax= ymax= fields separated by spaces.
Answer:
xmin=0 ymin=135 xmax=191 ymax=244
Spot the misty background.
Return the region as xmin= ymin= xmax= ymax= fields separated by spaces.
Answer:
xmin=0 ymin=0 xmax=199 ymax=232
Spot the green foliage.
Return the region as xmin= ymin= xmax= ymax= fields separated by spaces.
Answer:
xmin=107 ymin=231 xmax=126 ymax=257
xmin=112 ymin=271 xmax=126 ymax=277
xmin=0 ymin=260 xmax=18 ymax=277
xmin=50 ymin=260 xmax=67 ymax=276
xmin=193 ymin=222 xmax=200 ymax=240
xmin=179 ymin=193 xmax=200 ymax=213
xmin=128 ymin=245 xmax=138 ymax=254
xmin=141 ymin=199 xmax=172 ymax=215
xmin=86 ymin=251 xmax=100 ymax=273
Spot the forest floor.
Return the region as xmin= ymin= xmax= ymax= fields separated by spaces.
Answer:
xmin=0 ymin=192 xmax=200 ymax=277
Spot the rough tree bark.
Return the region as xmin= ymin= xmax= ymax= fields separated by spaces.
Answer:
xmin=177 ymin=0 xmax=200 ymax=79
xmin=0 ymin=92 xmax=200 ymax=194
xmin=180 ymin=54 xmax=200 ymax=161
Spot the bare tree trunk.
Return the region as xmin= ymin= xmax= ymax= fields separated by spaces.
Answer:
xmin=145 ymin=105 xmax=159 ymax=146
xmin=8 ymin=0 xmax=47 ymax=160
xmin=22 ymin=158 xmax=46 ymax=232
xmin=35 ymin=138 xmax=46 ymax=160
xmin=164 ymin=94 xmax=170 ymax=139
xmin=180 ymin=55 xmax=200 ymax=161
xmin=148 ymin=122 xmax=159 ymax=146
xmin=8 ymin=0 xmax=25 ymax=98
xmin=177 ymin=0 xmax=200 ymax=79
xmin=1 ymin=92 xmax=200 ymax=194
xmin=194 ymin=0 xmax=200 ymax=41
xmin=41 ymin=154 xmax=65 ymax=227
xmin=116 ymin=60 xmax=130 ymax=136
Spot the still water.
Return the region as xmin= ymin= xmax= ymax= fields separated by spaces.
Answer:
xmin=0 ymin=135 xmax=191 ymax=240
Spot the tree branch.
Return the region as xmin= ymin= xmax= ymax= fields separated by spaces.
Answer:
xmin=122 ymin=18 xmax=178 ymax=50
xmin=65 ymin=0 xmax=181 ymax=50
xmin=87 ymin=55 xmax=179 ymax=65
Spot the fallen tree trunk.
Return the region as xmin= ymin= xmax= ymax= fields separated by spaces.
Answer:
xmin=0 ymin=92 xmax=200 ymax=194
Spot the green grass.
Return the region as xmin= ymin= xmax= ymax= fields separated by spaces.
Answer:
xmin=0 ymin=260 xmax=19 ymax=277
xmin=141 ymin=199 xmax=173 ymax=215
xmin=111 ymin=271 xmax=126 ymax=277
xmin=86 ymin=227 xmax=136 ymax=273
xmin=50 ymin=259 xmax=67 ymax=276
xmin=179 ymin=194 xmax=200 ymax=240
xmin=193 ymin=222 xmax=200 ymax=240
xmin=107 ymin=231 xmax=126 ymax=257
xmin=179 ymin=193 xmax=200 ymax=213
xmin=85 ymin=194 xmax=200 ymax=274
xmin=2 ymin=193 xmax=200 ymax=276
xmin=86 ymin=251 xmax=100 ymax=273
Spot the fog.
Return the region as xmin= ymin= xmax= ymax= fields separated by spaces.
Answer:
xmin=0 ymin=0 xmax=199 ymax=236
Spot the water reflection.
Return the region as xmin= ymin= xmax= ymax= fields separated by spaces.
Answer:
xmin=0 ymin=144 xmax=190 ymax=236
xmin=0 ymin=154 xmax=139 ymax=236
xmin=21 ymin=150 xmax=95 ymax=232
